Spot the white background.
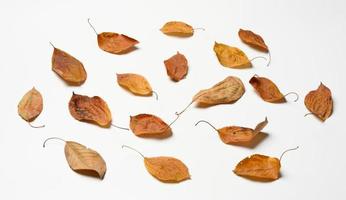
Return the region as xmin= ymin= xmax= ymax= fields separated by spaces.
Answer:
xmin=0 ymin=0 xmax=345 ymax=199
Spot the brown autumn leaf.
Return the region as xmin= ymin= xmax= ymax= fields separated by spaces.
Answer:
xmin=160 ymin=21 xmax=194 ymax=37
xmin=129 ymin=114 xmax=172 ymax=138
xmin=193 ymin=76 xmax=245 ymax=107
xmin=234 ymin=154 xmax=280 ymax=181
xmin=249 ymin=75 xmax=286 ymax=103
xmin=51 ymin=46 xmax=87 ymax=85
xmin=117 ymin=73 xmax=154 ymax=97
xmin=238 ymin=29 xmax=269 ymax=52
xmin=213 ymin=42 xmax=251 ymax=68
xmin=97 ymin=32 xmax=139 ymax=54
xmin=122 ymin=145 xmax=190 ymax=183
xmin=68 ymin=92 xmax=112 ymax=127
xmin=43 ymin=138 xmax=106 ymax=179
xmin=18 ymin=87 xmax=43 ymax=122
xmin=164 ymin=52 xmax=188 ymax=81
xmin=304 ymin=83 xmax=333 ymax=121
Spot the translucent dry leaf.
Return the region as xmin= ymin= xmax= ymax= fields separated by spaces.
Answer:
xmin=160 ymin=21 xmax=194 ymax=37
xmin=117 ymin=73 xmax=153 ymax=96
xmin=51 ymin=47 xmax=87 ymax=85
xmin=304 ymin=83 xmax=333 ymax=121
xmin=249 ymin=75 xmax=285 ymax=103
xmin=238 ymin=29 xmax=269 ymax=52
xmin=64 ymin=141 xmax=107 ymax=179
xmin=213 ymin=42 xmax=251 ymax=68
xmin=234 ymin=154 xmax=281 ymax=181
xmin=130 ymin=114 xmax=172 ymax=138
xmin=68 ymin=93 xmax=112 ymax=127
xmin=97 ymin=32 xmax=139 ymax=54
xmin=144 ymin=156 xmax=190 ymax=183
xmin=18 ymin=87 xmax=43 ymax=122
xmin=164 ymin=52 xmax=188 ymax=81
xmin=193 ymin=76 xmax=245 ymax=107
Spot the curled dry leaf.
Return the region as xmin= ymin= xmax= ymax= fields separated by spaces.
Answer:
xmin=193 ymin=76 xmax=245 ymax=107
xmin=88 ymin=19 xmax=138 ymax=54
xmin=249 ymin=75 xmax=286 ymax=103
xmin=68 ymin=92 xmax=112 ymax=127
xmin=18 ymin=87 xmax=43 ymax=122
xmin=304 ymin=83 xmax=333 ymax=121
xmin=117 ymin=73 xmax=154 ymax=96
xmin=43 ymin=138 xmax=106 ymax=179
xmin=51 ymin=46 xmax=87 ymax=85
xmin=164 ymin=52 xmax=188 ymax=82
xmin=214 ymin=42 xmax=251 ymax=68
xmin=196 ymin=117 xmax=268 ymax=145
xmin=130 ymin=114 xmax=172 ymax=138
xmin=233 ymin=147 xmax=299 ymax=181
xmin=160 ymin=21 xmax=194 ymax=37
xmin=238 ymin=29 xmax=269 ymax=52
xmin=123 ymin=145 xmax=190 ymax=183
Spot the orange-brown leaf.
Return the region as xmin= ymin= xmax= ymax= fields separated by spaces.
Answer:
xmin=164 ymin=52 xmax=188 ymax=81
xmin=218 ymin=117 xmax=268 ymax=144
xmin=144 ymin=156 xmax=190 ymax=182
xmin=249 ymin=75 xmax=285 ymax=103
xmin=117 ymin=73 xmax=153 ymax=96
xmin=68 ymin=93 xmax=112 ymax=127
xmin=97 ymin=32 xmax=139 ymax=54
xmin=234 ymin=154 xmax=280 ymax=181
xmin=304 ymin=83 xmax=333 ymax=121
xmin=238 ymin=29 xmax=269 ymax=52
xmin=130 ymin=114 xmax=171 ymax=138
xmin=160 ymin=21 xmax=194 ymax=37
xmin=18 ymin=87 xmax=43 ymax=122
xmin=213 ymin=42 xmax=251 ymax=68
xmin=52 ymin=47 xmax=87 ymax=85
xmin=65 ymin=141 xmax=107 ymax=179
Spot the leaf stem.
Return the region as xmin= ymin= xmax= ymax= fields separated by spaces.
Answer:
xmin=43 ymin=137 xmax=66 ymax=148
xmin=280 ymin=146 xmax=299 ymax=161
xmin=87 ymin=18 xmax=98 ymax=35
xmin=152 ymin=91 xmax=159 ymax=101
xmin=284 ymin=92 xmax=299 ymax=102
xmin=122 ymin=145 xmax=145 ymax=158
xmin=195 ymin=120 xmax=218 ymax=133
xmin=111 ymin=124 xmax=130 ymax=131
xmin=28 ymin=122 xmax=45 ymax=129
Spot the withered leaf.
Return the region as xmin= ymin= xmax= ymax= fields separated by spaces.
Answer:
xmin=117 ymin=73 xmax=154 ymax=97
xmin=238 ymin=29 xmax=269 ymax=52
xmin=249 ymin=75 xmax=286 ymax=103
xmin=98 ymin=32 xmax=139 ymax=54
xmin=304 ymin=83 xmax=333 ymax=121
xmin=68 ymin=92 xmax=112 ymax=127
xmin=164 ymin=52 xmax=188 ymax=82
xmin=18 ymin=87 xmax=43 ymax=122
xmin=160 ymin=21 xmax=194 ymax=37
xmin=193 ymin=76 xmax=245 ymax=107
xmin=51 ymin=46 xmax=87 ymax=85
xmin=44 ymin=138 xmax=106 ymax=179
xmin=234 ymin=154 xmax=280 ymax=181
xmin=130 ymin=114 xmax=172 ymax=138
xmin=233 ymin=146 xmax=298 ymax=181
xmin=214 ymin=42 xmax=251 ymax=68
xmin=123 ymin=145 xmax=190 ymax=183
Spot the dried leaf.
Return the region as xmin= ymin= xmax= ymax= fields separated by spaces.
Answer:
xmin=130 ymin=114 xmax=171 ymax=138
xmin=218 ymin=117 xmax=268 ymax=144
xmin=18 ymin=87 xmax=43 ymax=122
xmin=160 ymin=21 xmax=194 ymax=37
xmin=44 ymin=138 xmax=106 ymax=179
xmin=68 ymin=93 xmax=112 ymax=127
xmin=51 ymin=46 xmax=87 ymax=85
xmin=97 ymin=32 xmax=139 ymax=54
xmin=238 ymin=29 xmax=269 ymax=52
xmin=122 ymin=145 xmax=190 ymax=183
xmin=144 ymin=157 xmax=190 ymax=182
xmin=234 ymin=154 xmax=280 ymax=181
xmin=249 ymin=75 xmax=285 ymax=103
xmin=164 ymin=52 xmax=188 ymax=81
xmin=193 ymin=76 xmax=245 ymax=107
xmin=117 ymin=73 xmax=153 ymax=96
xmin=213 ymin=42 xmax=251 ymax=68
xmin=304 ymin=83 xmax=333 ymax=121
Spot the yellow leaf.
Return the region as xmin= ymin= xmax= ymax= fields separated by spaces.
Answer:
xmin=213 ymin=42 xmax=251 ymax=68
xmin=117 ymin=73 xmax=153 ymax=96
xmin=160 ymin=21 xmax=194 ymax=37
